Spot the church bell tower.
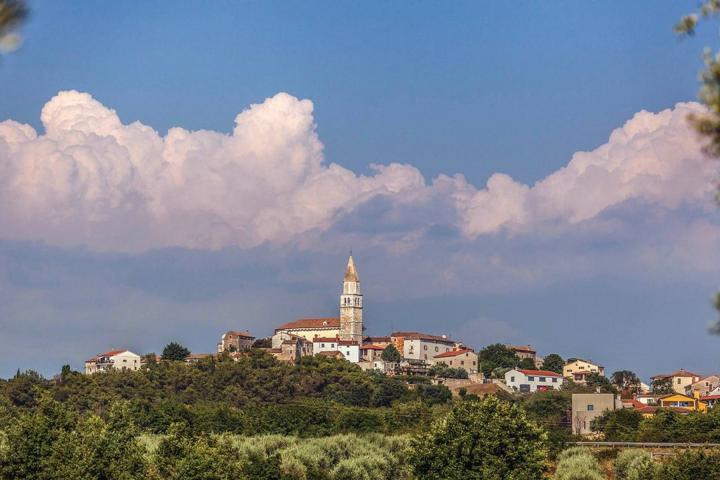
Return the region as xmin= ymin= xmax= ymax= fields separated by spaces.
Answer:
xmin=339 ymin=255 xmax=363 ymax=342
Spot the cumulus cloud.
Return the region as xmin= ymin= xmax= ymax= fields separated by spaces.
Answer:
xmin=0 ymin=93 xmax=716 ymax=250
xmin=0 ymin=91 xmax=425 ymax=250
xmin=454 ymin=102 xmax=717 ymax=237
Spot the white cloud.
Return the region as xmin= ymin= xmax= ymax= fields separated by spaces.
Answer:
xmin=454 ymin=102 xmax=717 ymax=237
xmin=0 ymin=93 xmax=716 ymax=251
xmin=0 ymin=91 xmax=425 ymax=250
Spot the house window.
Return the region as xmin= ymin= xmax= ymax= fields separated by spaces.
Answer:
xmin=445 ymin=348 xmax=449 ymax=352
xmin=511 ymin=376 xmax=515 ymax=382
xmin=449 ymin=361 xmax=453 ymax=365
xmin=678 ymin=379 xmax=682 ymax=385
xmin=435 ymin=346 xmax=438 ymax=352
xmin=587 ymin=404 xmax=594 ymax=411
xmin=539 ymin=377 xmax=546 ymax=382
xmin=424 ymin=354 xmax=427 ymax=360
xmin=321 ymin=344 xmax=325 ymax=348
xmin=424 ymin=345 xmax=427 ymax=350
xmin=331 ymin=344 xmax=335 ymax=348
xmin=528 ymin=376 xmax=535 ymax=381
xmin=552 ymin=378 xmax=557 ymax=383
xmin=461 ymin=361 xmax=465 ymax=365
xmin=472 ymin=361 xmax=476 ymax=365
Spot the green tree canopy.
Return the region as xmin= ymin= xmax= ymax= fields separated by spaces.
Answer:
xmin=380 ymin=344 xmax=402 ymax=363
xmin=611 ymin=370 xmax=641 ymax=396
xmin=517 ymin=358 xmax=536 ymax=370
xmin=586 ymin=372 xmax=616 ymax=394
xmin=410 ymin=396 xmax=547 ymax=479
xmin=651 ymin=377 xmax=674 ymax=395
xmin=477 ymin=344 xmax=519 ymax=377
xmin=162 ymin=342 xmax=191 ymax=361
xmin=541 ymin=353 xmax=565 ymax=374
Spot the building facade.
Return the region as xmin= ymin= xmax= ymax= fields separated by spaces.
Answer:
xmin=391 ymin=332 xmax=457 ymax=362
xmin=563 ymin=359 xmax=605 ymax=383
xmin=339 ymin=255 xmax=363 ymax=342
xmin=505 ymin=369 xmax=563 ymax=393
xmin=432 ymin=349 xmax=478 ymax=374
xmin=687 ymin=375 xmax=720 ymax=397
xmin=217 ymin=330 xmax=255 ymax=353
xmin=274 ymin=256 xmax=364 ymax=343
xmin=572 ymin=393 xmax=621 ymax=435
xmin=85 ymin=349 xmax=141 ymax=374
xmin=651 ymin=369 xmax=702 ymax=395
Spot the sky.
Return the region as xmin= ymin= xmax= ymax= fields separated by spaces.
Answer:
xmin=0 ymin=1 xmax=719 ymax=380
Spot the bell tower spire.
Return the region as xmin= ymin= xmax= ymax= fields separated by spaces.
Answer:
xmin=339 ymin=254 xmax=363 ymax=342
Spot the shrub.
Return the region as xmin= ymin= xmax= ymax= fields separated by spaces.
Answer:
xmin=410 ymin=395 xmax=548 ymax=479
xmin=654 ymin=448 xmax=720 ymax=480
xmin=614 ymin=449 xmax=653 ymax=480
xmin=554 ymin=448 xmax=603 ymax=480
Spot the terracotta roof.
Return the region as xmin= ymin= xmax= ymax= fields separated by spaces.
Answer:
xmin=510 ymin=345 xmax=536 ymax=353
xmin=518 ymin=369 xmax=563 ymax=377
xmin=318 ymin=351 xmax=344 ymax=358
xmin=338 ymin=340 xmax=359 ymax=346
xmin=100 ymin=349 xmax=128 ymax=357
xmin=224 ymin=330 xmax=254 ymax=338
xmin=391 ymin=331 xmax=456 ymax=343
xmin=651 ymin=369 xmax=702 ymax=380
xmin=312 ymin=337 xmax=339 ymax=343
xmin=701 ymin=395 xmax=720 ymax=401
xmin=275 ymin=317 xmax=340 ymax=331
xmin=366 ymin=336 xmax=391 ymax=342
xmin=361 ymin=345 xmax=385 ymax=350
xmin=434 ymin=349 xmax=474 ymax=359
xmin=344 ymin=255 xmax=359 ymax=282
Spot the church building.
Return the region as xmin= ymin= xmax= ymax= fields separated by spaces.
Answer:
xmin=273 ymin=255 xmax=364 ymax=345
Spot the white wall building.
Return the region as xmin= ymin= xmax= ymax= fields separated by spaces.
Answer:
xmin=85 ymin=349 xmax=141 ymax=374
xmin=337 ymin=341 xmax=360 ymax=363
xmin=390 ymin=332 xmax=458 ymax=362
xmin=505 ymin=369 xmax=564 ymax=393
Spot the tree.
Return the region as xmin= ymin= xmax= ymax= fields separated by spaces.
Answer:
xmin=541 ymin=353 xmax=565 ymax=374
xmin=410 ymin=395 xmax=547 ymax=479
xmin=676 ymin=4 xmax=720 ymax=334
xmin=251 ymin=337 xmax=272 ymax=349
xmin=477 ymin=343 xmax=519 ymax=377
xmin=0 ymin=0 xmax=28 ymax=53
xmin=380 ymin=344 xmax=402 ymax=363
xmin=517 ymin=358 xmax=536 ymax=370
xmin=586 ymin=372 xmax=616 ymax=394
xmin=611 ymin=370 xmax=641 ymax=396
xmin=162 ymin=342 xmax=191 ymax=361
xmin=651 ymin=377 xmax=674 ymax=395
xmin=591 ymin=408 xmax=643 ymax=441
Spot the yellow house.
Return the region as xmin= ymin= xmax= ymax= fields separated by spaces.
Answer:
xmin=650 ymin=369 xmax=702 ymax=395
xmin=658 ymin=392 xmax=708 ymax=413
xmin=563 ymin=359 xmax=605 ymax=383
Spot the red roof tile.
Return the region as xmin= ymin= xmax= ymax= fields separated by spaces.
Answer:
xmin=276 ymin=318 xmax=340 ymax=331
xmin=434 ymin=349 xmax=474 ymax=359
xmin=518 ymin=369 xmax=563 ymax=377
xmin=391 ymin=331 xmax=456 ymax=343
xmin=361 ymin=345 xmax=385 ymax=350
xmin=651 ymin=369 xmax=702 ymax=380
xmin=225 ymin=330 xmax=254 ymax=338
xmin=510 ymin=345 xmax=536 ymax=353
xmin=312 ymin=337 xmax=340 ymax=343
xmin=100 ymin=349 xmax=127 ymax=357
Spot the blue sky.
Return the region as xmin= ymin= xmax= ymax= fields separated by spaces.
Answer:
xmin=0 ymin=1 xmax=719 ymax=379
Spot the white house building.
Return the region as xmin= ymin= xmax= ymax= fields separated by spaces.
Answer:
xmin=390 ymin=331 xmax=459 ymax=362
xmin=505 ymin=369 xmax=563 ymax=393
xmin=84 ymin=349 xmax=142 ymax=374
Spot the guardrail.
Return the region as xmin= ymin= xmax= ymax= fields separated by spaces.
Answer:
xmin=573 ymin=441 xmax=720 ymax=448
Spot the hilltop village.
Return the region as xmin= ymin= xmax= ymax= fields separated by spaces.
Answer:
xmin=83 ymin=256 xmax=720 ymax=436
